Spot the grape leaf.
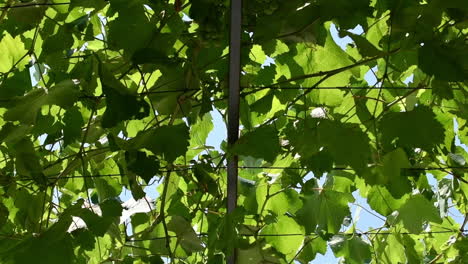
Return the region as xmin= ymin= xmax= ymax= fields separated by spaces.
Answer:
xmin=374 ymin=148 xmax=412 ymax=198
xmin=130 ymin=124 xmax=190 ymax=163
xmin=419 ymin=40 xmax=467 ymax=81
xmin=232 ymin=126 xmax=281 ymax=162
xmin=297 ymin=236 xmax=327 ymax=263
xmin=0 ymin=33 xmax=28 ymax=72
xmin=297 ymin=190 xmax=354 ymax=234
xmin=63 ymin=106 xmax=84 ymax=146
xmin=318 ymin=120 xmax=371 ymax=171
xmin=330 ymin=235 xmax=372 ymax=264
xmin=4 ymin=80 xmax=80 ymax=124
xmin=107 ymin=1 xmax=154 ymax=56
xmin=0 ymin=69 xmax=31 ymax=99
xmin=367 ymin=185 xmax=409 ymax=216
xmin=398 ymin=194 xmax=442 ymax=234
xmin=98 ymin=63 xmax=150 ymax=128
xmin=125 ymin=151 xmax=160 ymax=184
xmin=379 ymin=106 xmax=445 ymax=151
xmin=260 ymin=215 xmax=304 ymax=258
xmin=375 ymin=234 xmax=407 ymax=264
xmin=168 ymin=216 xmax=204 ymax=252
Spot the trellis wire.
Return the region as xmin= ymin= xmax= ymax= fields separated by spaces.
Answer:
xmin=126 ymin=229 xmax=468 ymax=242
xmin=0 ymin=85 xmax=459 ymax=104
xmin=0 ymin=2 xmax=71 ymax=9
xmin=9 ymin=165 xmax=468 ymax=182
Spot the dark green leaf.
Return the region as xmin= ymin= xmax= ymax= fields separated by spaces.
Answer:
xmin=330 ymin=235 xmax=372 ymax=264
xmin=232 ymin=126 xmax=281 ymax=162
xmin=379 ymin=106 xmax=445 ymax=151
xmin=130 ymin=124 xmax=190 ymax=163
xmin=125 ymin=151 xmax=160 ymax=184
xmin=63 ymin=106 xmax=84 ymax=146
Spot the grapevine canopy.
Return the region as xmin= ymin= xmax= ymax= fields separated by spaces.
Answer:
xmin=0 ymin=0 xmax=467 ymax=263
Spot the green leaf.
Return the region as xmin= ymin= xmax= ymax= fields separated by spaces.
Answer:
xmin=431 ymin=79 xmax=454 ymax=99
xmin=249 ymin=45 xmax=267 ymax=64
xmin=285 ymin=118 xmax=321 ymax=159
xmin=107 ymin=3 xmax=154 ymax=56
xmin=232 ymin=126 xmax=281 ymax=162
xmin=0 ymin=69 xmax=31 ymax=99
xmin=374 ymin=148 xmax=412 ymax=198
xmin=238 ymin=242 xmax=281 ymax=264
xmin=398 ymin=194 xmax=442 ymax=234
xmin=301 ymin=149 xmax=334 ymax=175
xmin=317 ymin=0 xmax=372 ymax=29
xmin=448 ymin=152 xmax=466 ymax=166
xmin=260 ymin=215 xmax=304 ymax=258
xmin=346 ymin=32 xmax=384 ymax=57
xmin=286 ymin=118 xmax=369 ymax=172
xmin=147 ymin=66 xmax=193 ymax=116
xmin=318 ymin=120 xmax=371 ymax=171
xmin=297 ymin=190 xmax=354 ymax=234
xmin=71 ymin=229 xmax=96 ymax=251
xmin=130 ymin=124 xmax=190 ymax=163
xmin=253 ymin=65 xmax=276 ymax=86
xmin=11 ymin=188 xmax=45 ymax=230
xmin=188 ymin=113 xmax=213 ymax=158
xmin=379 ymin=106 xmax=445 ymax=151
xmin=293 ymin=22 xmax=359 ymax=88
xmin=63 ymin=106 xmax=84 ymax=146
xmin=367 ymin=185 xmax=409 ymax=216
xmin=98 ymin=63 xmax=150 ymax=128
xmin=330 ymin=235 xmax=372 ymax=264
xmin=0 ymin=33 xmax=28 ymax=72
xmin=101 ymin=198 xmax=123 ymax=218
xmin=73 ymin=206 xmax=114 ymax=237
xmin=374 ymin=234 xmax=407 ymax=264
xmin=297 ymin=236 xmax=327 ymax=263
xmin=42 ymin=27 xmax=74 ymax=55
xmin=10 ymin=139 xmax=47 ymax=187
xmin=4 ymin=80 xmax=80 ymax=124
xmin=237 ymin=242 xmax=266 ymax=264
xmin=125 ymin=151 xmax=160 ymax=184
xmin=419 ymin=40 xmax=467 ymax=81
xmin=51 ymin=0 xmax=70 ymax=13
xmin=192 ymin=164 xmax=219 ymax=196
xmin=0 ymin=202 xmax=79 ymax=264
xmin=256 ymin=184 xmax=302 ymax=216
xmin=6 ymin=3 xmax=46 ymax=29
xmin=168 ymin=216 xmax=204 ymax=252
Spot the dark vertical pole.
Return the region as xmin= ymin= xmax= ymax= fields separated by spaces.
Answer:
xmin=227 ymin=0 xmax=241 ymax=263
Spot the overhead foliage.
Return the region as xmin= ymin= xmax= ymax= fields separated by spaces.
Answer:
xmin=0 ymin=0 xmax=467 ymax=263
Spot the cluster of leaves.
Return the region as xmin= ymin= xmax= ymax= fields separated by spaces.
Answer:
xmin=0 ymin=0 xmax=467 ymax=263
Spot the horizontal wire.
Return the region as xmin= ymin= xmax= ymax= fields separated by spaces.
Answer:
xmin=139 ymin=88 xmax=200 ymax=95
xmin=0 ymin=89 xmax=203 ymax=103
xmin=0 ymin=2 xmax=70 ymax=9
xmin=242 ymin=85 xmax=441 ymax=90
xmin=126 ymin=229 xmax=468 ymax=242
xmin=9 ymin=165 xmax=467 ymax=182
xmin=0 ymin=85 xmax=464 ymax=103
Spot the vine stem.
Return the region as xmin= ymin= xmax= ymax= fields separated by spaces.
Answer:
xmin=160 ymin=169 xmax=174 ymax=261
xmin=52 ymin=107 xmax=97 ymax=184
